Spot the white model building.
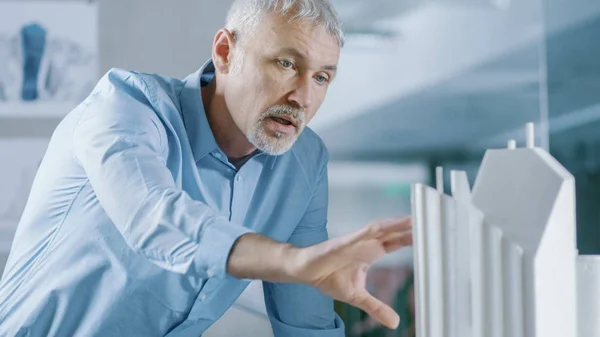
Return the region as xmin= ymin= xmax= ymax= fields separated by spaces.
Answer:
xmin=411 ymin=123 xmax=600 ymax=337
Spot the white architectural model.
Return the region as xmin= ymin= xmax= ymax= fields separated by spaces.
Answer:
xmin=411 ymin=123 xmax=600 ymax=337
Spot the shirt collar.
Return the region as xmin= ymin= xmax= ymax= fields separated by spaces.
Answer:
xmin=179 ymin=59 xmax=219 ymax=162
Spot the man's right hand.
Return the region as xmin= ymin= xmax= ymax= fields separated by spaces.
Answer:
xmin=289 ymin=216 xmax=412 ymax=330
xmin=227 ymin=216 xmax=412 ymax=330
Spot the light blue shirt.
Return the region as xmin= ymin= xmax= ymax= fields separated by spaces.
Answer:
xmin=0 ymin=60 xmax=344 ymax=336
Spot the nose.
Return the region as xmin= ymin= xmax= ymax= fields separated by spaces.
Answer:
xmin=287 ymin=76 xmax=313 ymax=110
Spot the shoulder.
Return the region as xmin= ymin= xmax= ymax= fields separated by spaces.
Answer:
xmin=81 ymin=68 xmax=190 ymax=123
xmin=74 ymin=69 xmax=185 ymax=151
xmin=289 ymin=127 xmax=329 ymax=182
xmin=93 ymin=68 xmax=184 ymax=108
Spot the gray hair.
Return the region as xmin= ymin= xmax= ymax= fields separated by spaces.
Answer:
xmin=225 ymin=0 xmax=345 ymax=48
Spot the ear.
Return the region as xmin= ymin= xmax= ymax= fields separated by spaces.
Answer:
xmin=212 ymin=28 xmax=237 ymax=74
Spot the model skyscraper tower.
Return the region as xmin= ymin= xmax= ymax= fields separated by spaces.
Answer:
xmin=412 ymin=123 xmax=599 ymax=337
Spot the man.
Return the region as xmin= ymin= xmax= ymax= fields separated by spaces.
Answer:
xmin=0 ymin=0 xmax=412 ymax=336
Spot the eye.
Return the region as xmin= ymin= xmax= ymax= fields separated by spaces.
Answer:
xmin=279 ymin=60 xmax=294 ymax=69
xmin=315 ymin=74 xmax=330 ymax=84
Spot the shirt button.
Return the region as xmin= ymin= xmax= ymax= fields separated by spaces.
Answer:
xmin=214 ymin=152 xmax=222 ymax=159
xmin=207 ymin=269 xmax=214 ymax=277
xmin=200 ymin=294 xmax=207 ymax=302
xmin=236 ymin=175 xmax=242 ymax=181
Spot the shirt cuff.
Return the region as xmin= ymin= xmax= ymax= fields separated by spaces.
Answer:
xmin=193 ymin=216 xmax=253 ymax=279
xmin=270 ymin=313 xmax=345 ymax=337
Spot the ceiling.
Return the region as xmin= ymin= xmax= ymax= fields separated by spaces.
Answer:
xmin=316 ymin=0 xmax=600 ymax=162
xmin=319 ymin=39 xmax=542 ymax=160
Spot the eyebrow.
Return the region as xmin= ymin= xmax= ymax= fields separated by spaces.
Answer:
xmin=322 ymin=64 xmax=338 ymax=72
xmin=277 ymin=47 xmax=338 ymax=73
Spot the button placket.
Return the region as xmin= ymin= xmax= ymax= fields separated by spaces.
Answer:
xmin=230 ymin=172 xmax=246 ymax=224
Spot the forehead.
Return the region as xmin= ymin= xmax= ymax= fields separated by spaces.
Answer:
xmin=253 ymin=12 xmax=340 ymax=65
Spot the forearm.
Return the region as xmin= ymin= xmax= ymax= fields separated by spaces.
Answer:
xmin=226 ymin=233 xmax=303 ymax=283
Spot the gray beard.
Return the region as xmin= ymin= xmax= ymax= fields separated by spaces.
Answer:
xmin=246 ymin=105 xmax=306 ymax=155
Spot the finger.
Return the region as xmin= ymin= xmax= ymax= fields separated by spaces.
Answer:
xmin=379 ymin=228 xmax=412 ymax=242
xmin=338 ymin=217 xmax=410 ymax=249
xmin=352 ymin=290 xmax=400 ymax=330
xmin=383 ymin=233 xmax=413 ymax=252
xmin=380 ymin=230 xmax=413 ymax=251
xmin=336 ymin=223 xmax=381 ymax=248
xmin=375 ymin=216 xmax=412 ymax=235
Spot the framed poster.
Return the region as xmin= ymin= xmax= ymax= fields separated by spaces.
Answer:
xmin=0 ymin=1 xmax=98 ymax=118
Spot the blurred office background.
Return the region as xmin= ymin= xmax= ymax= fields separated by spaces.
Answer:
xmin=1 ymin=0 xmax=599 ymax=336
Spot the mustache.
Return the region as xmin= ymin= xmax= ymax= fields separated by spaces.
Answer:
xmin=260 ymin=105 xmax=306 ymax=126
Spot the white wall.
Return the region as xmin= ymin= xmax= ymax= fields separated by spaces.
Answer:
xmin=97 ymin=0 xmax=233 ymax=78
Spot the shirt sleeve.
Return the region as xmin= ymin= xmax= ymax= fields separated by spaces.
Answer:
xmin=72 ymin=70 xmax=252 ymax=280
xmin=262 ymin=156 xmax=345 ymax=337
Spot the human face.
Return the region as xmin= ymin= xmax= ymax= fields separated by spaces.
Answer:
xmin=223 ymin=13 xmax=340 ymax=155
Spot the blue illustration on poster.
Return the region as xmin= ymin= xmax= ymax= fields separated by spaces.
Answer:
xmin=0 ymin=22 xmax=97 ymax=104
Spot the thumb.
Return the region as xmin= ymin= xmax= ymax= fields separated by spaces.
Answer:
xmin=350 ymin=289 xmax=400 ymax=330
